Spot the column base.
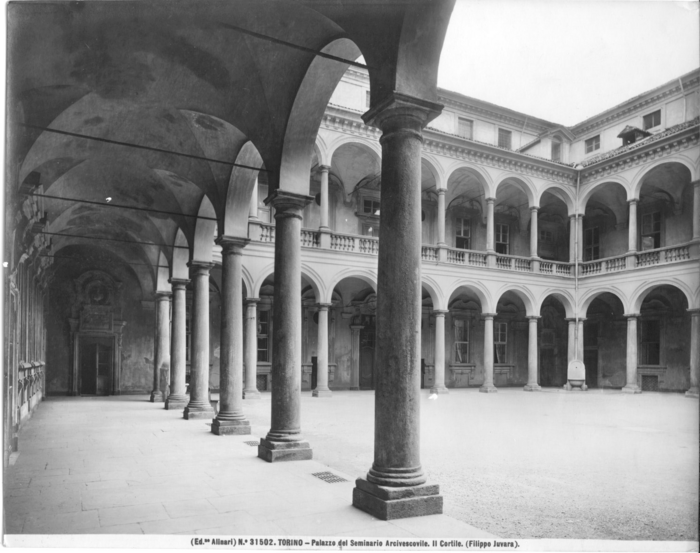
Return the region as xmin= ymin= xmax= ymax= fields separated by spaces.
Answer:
xmin=352 ymin=478 xmax=443 ymax=521
xmin=257 ymin=437 xmax=312 ymax=462
xmin=564 ymin=380 xmax=587 ymax=391
xmin=165 ymin=396 xmax=189 ymax=410
xmin=523 ymin=384 xmax=542 ymax=392
xmin=243 ymin=390 xmax=261 ymax=399
xmin=212 ymin=418 xmax=251 ymax=435
xmin=479 ymin=385 xmax=498 ymax=393
xmin=685 ymin=387 xmax=699 ymax=398
xmin=149 ymin=390 xmax=165 ymax=402
xmin=429 ymin=385 xmax=449 ymax=394
xmin=312 ymin=388 xmax=332 ymax=397
xmin=621 ymin=385 xmax=642 ymax=394
xmin=183 ymin=404 xmax=215 ymax=419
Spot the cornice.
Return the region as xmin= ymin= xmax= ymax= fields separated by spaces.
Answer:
xmin=321 ymin=110 xmax=577 ymax=186
xmin=580 ymin=121 xmax=699 ymax=185
xmin=572 ymin=75 xmax=700 ymax=137
xmin=437 ymin=95 xmax=550 ymax=134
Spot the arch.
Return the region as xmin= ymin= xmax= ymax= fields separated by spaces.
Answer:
xmin=445 ymin=281 xmax=493 ymax=313
xmin=420 ymin=156 xmax=441 ymax=192
xmin=631 ymin=156 xmax=697 ymax=199
xmin=579 ymin=178 xmax=631 ymax=212
xmin=223 ymin=141 xmax=264 ymax=237
xmin=277 ymin=38 xmax=362 ymax=194
xmin=446 ymin=163 xmax=492 ymax=199
xmin=580 ymin=287 xmax=628 ymax=316
xmin=493 ymin=285 xmax=537 ymax=316
xmin=422 ymin=153 xmax=446 ymax=191
xmin=192 ymin=196 xmax=217 ymax=263
xmin=171 ymin=228 xmax=190 ymax=280
xmin=537 ymin=289 xmax=575 ymax=318
xmin=327 ymin=136 xmax=382 ymax=168
xmin=325 ymin=268 xmax=378 ymax=303
xmin=421 ymin=276 xmax=444 ymax=311
xmin=250 ymin=262 xmax=326 ymax=303
xmin=329 ymin=139 xmax=382 ymax=197
xmin=537 ymin=182 xmax=576 ymax=216
xmin=241 ymin=265 xmax=254 ymax=301
xmin=494 ymin=174 xmax=537 ymax=207
xmin=629 ymin=279 xmax=694 ymax=314
xmin=314 ymin=136 xmax=330 ymax=167
xmin=155 ymin=251 xmax=170 ymax=293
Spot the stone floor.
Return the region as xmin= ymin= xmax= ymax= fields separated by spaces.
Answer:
xmin=4 ymin=388 xmax=698 ymax=545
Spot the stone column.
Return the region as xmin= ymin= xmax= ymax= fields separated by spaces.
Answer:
xmin=243 ymin=298 xmax=261 ymax=399
xmin=622 ymin=314 xmax=641 ymax=394
xmin=312 ymin=304 xmax=332 ymax=397
xmin=524 ymin=316 xmax=541 ymax=391
xmin=480 ymin=313 xmax=498 ymax=393
xmin=569 ymin=215 xmax=577 ymax=263
xmin=627 ymin=200 xmax=638 ymax=252
xmin=686 ymin=309 xmax=699 ymax=398
xmin=249 ymin=177 xmax=259 ymax=220
xmin=693 ymin=181 xmax=700 ymax=241
xmin=485 ymin=198 xmax=496 ymax=267
xmin=150 ymin=292 xmax=171 ymax=402
xmin=437 ymin=189 xmax=446 ymax=247
xmin=165 ymin=279 xmax=189 ymax=410
xmin=430 ymin=310 xmax=449 ymax=394
xmin=566 ymin=318 xmax=576 ymax=364
xmin=319 ymin=166 xmax=331 ymax=249
xmin=258 ymin=190 xmax=313 ymax=462
xmin=577 ymin=319 xmax=585 ymax=361
xmin=212 ymin=237 xmax=251 ymax=435
xmin=352 ymin=97 xmax=443 ymax=521
xmin=349 ymin=325 xmax=363 ymax=390
xmin=529 ymin=207 xmax=539 ymax=258
xmin=577 ymin=215 xmax=584 ymax=262
xmin=183 ymin=263 xmax=215 ymax=419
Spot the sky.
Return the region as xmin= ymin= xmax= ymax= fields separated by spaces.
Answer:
xmin=438 ymin=0 xmax=700 ymax=126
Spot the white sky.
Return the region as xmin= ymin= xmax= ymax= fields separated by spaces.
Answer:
xmin=438 ymin=0 xmax=700 ymax=126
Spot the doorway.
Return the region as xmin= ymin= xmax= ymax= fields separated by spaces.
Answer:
xmin=359 ymin=319 xmax=375 ymax=390
xmin=79 ymin=336 xmax=113 ymax=395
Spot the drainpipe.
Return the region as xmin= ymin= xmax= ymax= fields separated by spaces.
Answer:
xmin=679 ymin=78 xmax=687 ymax=122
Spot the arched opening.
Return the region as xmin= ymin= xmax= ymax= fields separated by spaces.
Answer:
xmin=420 ymin=286 xmax=436 ymax=389
xmin=581 ymin=182 xmax=628 ymax=261
xmin=637 ymin=162 xmax=692 ymax=251
xmin=446 ymin=168 xmax=489 ymax=252
xmin=446 ymin=285 xmax=485 ymax=388
xmin=492 ymin=291 xmax=529 ymax=386
xmin=494 ymin=179 xmax=533 ymax=257
xmin=585 ymin=292 xmax=626 ymax=389
xmin=538 ymin=296 xmax=569 ymax=387
xmin=538 ymin=190 xmax=570 ymax=262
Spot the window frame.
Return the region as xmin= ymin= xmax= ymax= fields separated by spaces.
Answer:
xmin=498 ymin=128 xmax=512 ymax=150
xmin=257 ymin=308 xmax=271 ymax=363
xmin=584 ymin=226 xmax=600 ymax=261
xmin=639 ymin=318 xmax=661 ymax=366
xmin=585 ymin=135 xmax=601 ymax=154
xmin=494 ymin=321 xmax=507 ymax=364
xmin=643 ymin=110 xmax=661 ymax=131
xmin=458 ymin=117 xmax=474 ymax=140
xmin=640 ymin=211 xmax=661 ymax=250
xmin=455 ymin=217 xmax=471 ymax=250
xmin=453 ymin=318 xmax=470 ymax=364
xmin=495 ymin=223 xmax=510 ymax=254
xmin=551 ymin=138 xmax=562 ymax=162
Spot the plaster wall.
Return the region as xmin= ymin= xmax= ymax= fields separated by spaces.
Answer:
xmin=429 ymin=110 xmax=456 ymax=134
xmin=328 ymin=80 xmax=365 ymax=111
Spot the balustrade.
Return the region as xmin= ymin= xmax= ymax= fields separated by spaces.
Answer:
xmin=300 ymin=229 xmax=319 ymax=248
xmin=17 ymin=361 xmax=44 ymax=422
xmin=421 ymin=246 xmax=438 ymax=261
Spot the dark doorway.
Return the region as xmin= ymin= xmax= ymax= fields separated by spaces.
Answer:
xmin=539 ymin=348 xmax=558 ymax=387
xmin=421 ymin=358 xmax=426 ymax=389
xmin=359 ymin=319 xmax=375 ymax=390
xmin=79 ymin=336 xmax=113 ymax=395
xmin=311 ymin=356 xmax=318 ymax=390
xmin=584 ymin=322 xmax=599 ymax=388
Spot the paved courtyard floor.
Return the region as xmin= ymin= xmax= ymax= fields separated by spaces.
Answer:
xmin=4 ymin=387 xmax=698 ymax=544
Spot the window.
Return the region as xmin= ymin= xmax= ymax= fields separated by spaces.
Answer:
xmin=454 ymin=319 xmax=469 ymax=363
xmin=539 ymin=229 xmax=554 ymax=243
xmin=363 ymin=199 xmax=380 ymax=215
xmin=494 ymin=322 xmax=507 ymax=364
xmin=458 ymin=117 xmax=473 ymax=139
xmin=257 ymin=309 xmax=270 ymax=362
xmin=584 ymin=227 xmax=600 ymax=260
xmin=641 ymin=211 xmax=661 ymax=249
xmin=640 ymin=319 xmax=660 ymax=365
xmin=362 ymin=224 xmax=379 ymax=238
xmin=585 ymin=135 xmax=600 ymax=154
xmin=365 ymin=90 xmax=371 ymax=109
xmin=495 ymin=224 xmax=509 ymax=254
xmin=455 ymin=217 xmax=471 ymax=249
xmin=643 ymin=110 xmax=661 ymax=130
xmin=498 ymin=128 xmax=512 ymax=149
xmin=551 ymin=139 xmax=561 ymax=162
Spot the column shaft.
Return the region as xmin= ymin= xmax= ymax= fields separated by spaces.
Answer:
xmin=628 ymin=200 xmax=638 ymax=252
xmin=530 ymin=207 xmax=539 ymax=258
xmin=569 ymin=216 xmax=577 ymax=263
xmin=480 ymin=314 xmax=497 ymax=393
xmin=249 ymin=177 xmax=259 ymax=220
xmin=524 ymin=316 xmax=541 ymax=391
xmin=567 ymin=319 xmax=576 ymax=364
xmin=320 ymin=166 xmax=330 ymax=230
xmin=486 ymin=198 xmax=495 ymax=252
xmin=184 ymin=263 xmax=215 ymax=419
xmin=430 ymin=311 xmax=448 ymax=394
xmin=693 ymin=182 xmax=700 ymax=241
xmin=312 ymin=304 xmax=332 ymax=397
xmin=437 ymin=189 xmax=446 ymax=246
xmin=165 ymin=280 xmax=189 ymax=410
xmin=213 ymin=238 xmax=250 ymax=434
xmin=577 ymin=216 xmax=584 ymax=261
xmin=150 ymin=293 xmax=171 ymax=402
xmin=622 ymin=315 xmax=641 ymax=393
xmin=243 ymin=299 xmax=261 ymax=399
xmin=687 ymin=310 xmax=699 ymax=398
xmin=258 ymin=191 xmax=313 ymax=462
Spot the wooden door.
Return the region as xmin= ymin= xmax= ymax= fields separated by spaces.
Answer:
xmin=80 ymin=337 xmax=113 ymax=395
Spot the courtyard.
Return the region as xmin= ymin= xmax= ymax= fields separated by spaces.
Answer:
xmin=4 ymin=389 xmax=698 ymax=544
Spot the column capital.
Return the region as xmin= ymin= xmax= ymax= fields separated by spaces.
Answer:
xmin=481 ymin=312 xmax=498 ymax=320
xmin=437 ymin=188 xmax=446 ymax=196
xmin=350 ymin=324 xmax=364 ymax=332
xmin=362 ymin=91 xmax=443 ymax=130
xmin=527 ymin=315 xmax=541 ymax=321
xmin=569 ymin=213 xmax=581 ymax=220
xmin=169 ymin=278 xmax=190 ymax=289
xmin=245 ymin=297 xmax=260 ymax=306
xmin=692 ymin=179 xmax=700 ymax=188
xmin=319 ymin=164 xmax=330 ymax=174
xmin=485 ymin=197 xmax=496 ymax=205
xmin=316 ymin=303 xmax=333 ymax=311
xmin=188 ymin=261 xmax=214 ymax=276
xmin=627 ymin=198 xmax=639 ymax=205
xmin=265 ymin=189 xmax=313 ymax=219
xmin=216 ymin=235 xmax=250 ymax=253
xmin=623 ymin=313 xmax=640 ymax=319
xmin=155 ymin=291 xmax=172 ymax=300
xmin=530 ymin=205 xmax=539 ymax=212
xmin=432 ymin=309 xmax=449 ymax=316
xmin=687 ymin=308 xmax=700 ymax=316
xmin=564 ymin=317 xmax=586 ymax=323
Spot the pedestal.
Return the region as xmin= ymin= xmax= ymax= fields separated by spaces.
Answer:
xmin=212 ymin=419 xmax=251 ymax=435
xmin=352 ymin=478 xmax=442 ymax=521
xmin=258 ymin=437 xmax=312 ymax=462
